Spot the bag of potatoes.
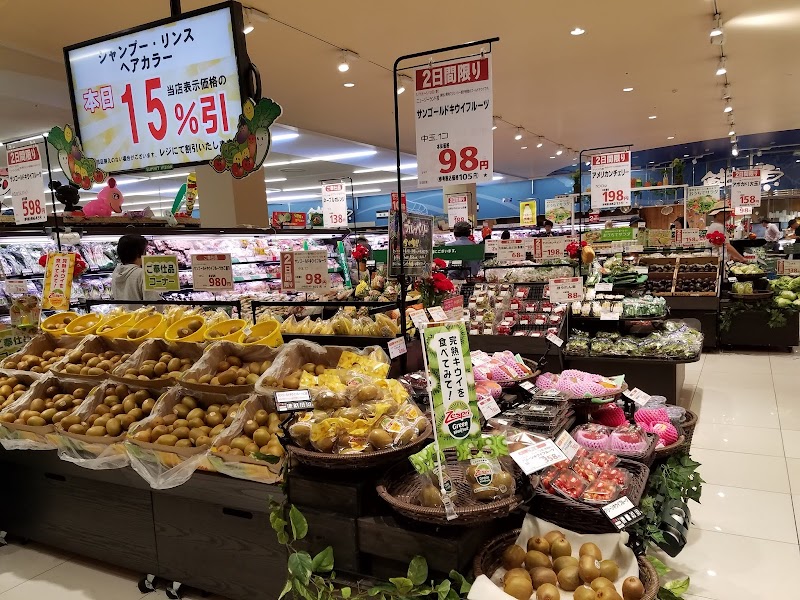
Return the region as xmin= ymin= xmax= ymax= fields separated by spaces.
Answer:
xmin=50 ymin=335 xmax=140 ymax=383
xmin=110 ymin=338 xmax=205 ymax=390
xmin=181 ymin=340 xmax=280 ymax=395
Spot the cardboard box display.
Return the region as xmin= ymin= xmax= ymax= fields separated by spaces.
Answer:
xmin=110 ymin=338 xmax=205 ymax=390
xmin=49 ymin=335 xmax=141 ymax=383
xmin=181 ymin=341 xmax=281 ymax=395
xmin=0 ymin=332 xmax=84 ymax=376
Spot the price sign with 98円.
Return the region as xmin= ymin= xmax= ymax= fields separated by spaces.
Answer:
xmin=548 ymin=276 xmax=584 ymax=303
xmin=7 ymin=145 xmax=46 ymax=225
xmin=414 ymin=56 xmax=493 ymax=189
xmin=731 ymin=169 xmax=761 ymax=209
xmin=321 ymin=183 xmax=348 ymax=227
xmin=591 ymin=151 xmax=631 ymax=210
xmin=64 ymin=5 xmax=244 ymax=172
xmin=191 ymin=253 xmax=233 ymax=291
xmin=280 ymin=250 xmax=330 ymax=292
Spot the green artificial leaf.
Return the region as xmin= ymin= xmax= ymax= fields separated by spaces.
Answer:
xmin=311 ymin=547 xmax=334 ymax=573
xmin=277 ymin=530 xmax=289 ymax=545
xmin=389 ymin=577 xmax=414 ymax=595
xmin=290 ymin=505 xmax=309 ymax=540
xmin=445 ymin=590 xmax=460 ymax=600
xmin=270 ymin=508 xmax=287 ymax=535
xmin=658 ymin=587 xmax=682 ymax=600
xmin=449 ymin=570 xmax=472 ymax=594
xmin=278 ymin=580 xmax=292 ymax=599
xmin=341 ymin=587 xmax=351 ymax=599
xmin=288 ymin=551 xmax=313 ymax=585
xmin=436 ymin=579 xmax=451 ymax=600
xmin=664 ymin=576 xmax=690 ymax=596
xmin=407 ymin=556 xmax=428 ymax=585
xmin=647 ymin=556 xmax=671 ymax=577
xmin=292 ymin=579 xmax=316 ymax=600
xmin=368 ymin=584 xmax=394 ymax=596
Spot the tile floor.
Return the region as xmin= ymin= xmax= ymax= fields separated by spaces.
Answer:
xmin=1 ymin=350 xmax=799 ymax=599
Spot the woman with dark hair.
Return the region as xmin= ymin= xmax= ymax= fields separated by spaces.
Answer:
xmin=111 ymin=234 xmax=162 ymax=302
xmin=541 ymin=220 xmax=554 ymax=236
xmin=672 ymin=217 xmax=684 ymax=229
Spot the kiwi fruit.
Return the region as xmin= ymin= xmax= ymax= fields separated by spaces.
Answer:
xmin=502 ymin=545 xmax=526 ymax=570
xmin=580 ymin=542 xmax=603 ymax=561
xmin=525 ymin=550 xmax=552 ymax=570
xmin=2 ymin=348 xmax=68 ymax=372
xmin=595 ymin=589 xmax=622 ymax=600
xmin=530 ymin=567 xmax=557 ymax=590
xmin=536 ymin=582 xmax=560 ymax=600
xmin=557 ymin=565 xmax=581 ymax=591
xmin=598 ymin=560 xmax=619 ymax=582
xmin=418 ymin=485 xmax=443 ymax=508
xmin=504 ymin=576 xmax=533 ymax=600
xmin=578 ymin=555 xmax=600 ymax=583
xmin=590 ymin=578 xmax=616 ymax=592
xmin=527 ymin=536 xmax=550 ymax=554
xmin=505 ymin=568 xmax=532 ymax=584
xmin=574 ymin=585 xmax=597 ymax=600
xmin=621 ymin=577 xmax=644 ymax=600
xmin=543 ymin=530 xmax=565 ymax=546
xmin=549 ymin=538 xmax=572 ymax=560
xmin=552 ymin=556 xmax=579 ymax=574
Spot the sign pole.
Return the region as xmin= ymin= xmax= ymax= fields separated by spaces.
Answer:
xmin=41 ymin=134 xmax=62 ymax=251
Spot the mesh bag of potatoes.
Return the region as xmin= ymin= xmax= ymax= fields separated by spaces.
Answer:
xmin=110 ymin=338 xmax=205 ymax=390
xmin=0 ymin=374 xmax=91 ymax=449
xmin=124 ymin=386 xmax=253 ymax=489
xmin=206 ymin=394 xmax=285 ymax=483
xmin=469 ymin=514 xmax=642 ymax=600
xmin=52 ymin=381 xmax=161 ymax=469
xmin=181 ymin=340 xmax=280 ymax=394
xmin=1 ymin=333 xmax=84 ymax=376
xmin=49 ymin=335 xmax=140 ymax=382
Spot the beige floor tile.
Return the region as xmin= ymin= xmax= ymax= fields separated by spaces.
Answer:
xmin=692 ymin=447 xmax=790 ymax=493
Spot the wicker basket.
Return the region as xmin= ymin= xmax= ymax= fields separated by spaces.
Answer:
xmin=569 ymin=427 xmax=659 ymax=468
xmin=652 ymin=435 xmax=686 ymax=462
xmin=680 ymin=410 xmax=697 ymax=452
xmin=530 ymin=458 xmax=650 ymax=534
xmin=472 ymin=529 xmax=658 ymax=600
xmin=496 ymin=358 xmax=541 ymax=389
xmin=288 ymin=422 xmax=432 ymax=470
xmin=376 ymin=451 xmax=528 ymax=527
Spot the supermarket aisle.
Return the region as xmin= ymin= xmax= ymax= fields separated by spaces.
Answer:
xmin=2 ymin=351 xmax=800 ymax=600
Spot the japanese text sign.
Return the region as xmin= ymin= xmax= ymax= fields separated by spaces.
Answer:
xmin=510 ymin=439 xmax=567 ymax=475
xmin=191 ymin=253 xmax=233 ymax=291
xmin=42 ymin=253 xmax=76 ymax=310
xmin=0 ymin=327 xmax=35 ymax=361
xmin=422 ymin=322 xmax=481 ymax=450
xmin=65 ymin=4 xmax=244 ymax=172
xmin=414 ymin=56 xmax=493 ymax=189
xmin=497 ymin=239 xmax=526 ymax=262
xmin=546 ymin=195 xmax=574 ymax=225
xmin=520 ymin=200 xmax=537 ymax=226
xmin=389 ymin=213 xmax=433 ymax=278
xmin=777 ymin=260 xmax=800 ymax=276
xmin=280 ymin=250 xmax=330 ymax=292
xmin=446 ymin=194 xmax=469 ymax=227
xmin=321 ymin=183 xmax=348 ymax=228
xmin=548 ymin=276 xmax=584 ymax=303
xmin=591 ymin=152 xmax=631 ymax=210
xmin=532 ymin=237 xmax=567 ymax=260
xmin=731 ymin=169 xmax=761 ymax=209
xmin=142 ymin=255 xmax=180 ymax=292
xmin=674 ymin=228 xmax=703 ymax=246
xmin=7 ymin=145 xmax=46 ymax=225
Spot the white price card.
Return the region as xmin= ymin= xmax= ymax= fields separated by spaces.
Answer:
xmin=595 ymin=282 xmax=613 ymax=292
xmin=602 ymin=496 xmax=645 ymax=530
xmin=387 ymin=336 xmax=407 ymax=359
xmin=191 ymin=253 xmax=233 ymax=291
xmin=633 ymin=266 xmax=648 ymax=275
xmin=7 ymin=145 xmax=47 ymax=226
xmin=274 ymin=390 xmax=313 ymax=412
xmin=591 ymin=151 xmax=631 ymax=210
xmin=409 ymin=309 xmax=430 ymax=329
xmin=545 ymin=333 xmax=564 ymax=347
xmin=624 ymin=387 xmax=651 ymax=407
xmin=427 ymin=306 xmax=448 ymax=322
xmin=600 ymin=311 xmax=620 ymax=321
xmin=446 ymin=194 xmax=470 ymax=228
xmin=497 ymin=239 xmax=526 ymax=262
xmin=477 ymin=395 xmax=501 ymax=420
xmin=675 ymin=228 xmax=703 ymax=246
xmin=414 ymin=56 xmax=493 ymax=189
xmin=280 ymin=250 xmax=330 ymax=292
xmin=511 ymin=439 xmax=568 ymax=475
xmin=628 ymin=245 xmax=644 ymax=253
xmin=731 ymin=169 xmax=761 ymax=209
xmin=548 ymin=276 xmax=584 ymax=303
xmin=532 ymin=237 xmax=566 ymax=260
xmin=518 ymin=380 xmax=536 ymax=393
xmin=777 ymin=260 xmax=800 ymax=276
xmin=4 ymin=280 xmax=29 ymax=295
xmin=554 ymin=430 xmax=581 ymax=460
xmin=321 ymin=183 xmax=348 ymax=227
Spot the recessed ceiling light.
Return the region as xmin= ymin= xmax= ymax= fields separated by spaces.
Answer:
xmin=667 ymin=136 xmax=675 ymax=140
xmin=514 ymin=128 xmax=523 ymax=141
xmin=570 ymin=27 xmax=585 ymax=36
xmin=648 ymin=115 xmax=657 ymax=120
xmin=556 ymin=145 xmax=564 ymax=156
xmin=549 ymin=156 xmax=556 ymax=159
xmin=623 ymin=87 xmax=634 ymax=92
xmin=343 ymin=82 xmax=355 ymax=88
xmin=521 ymin=146 xmax=528 ymax=150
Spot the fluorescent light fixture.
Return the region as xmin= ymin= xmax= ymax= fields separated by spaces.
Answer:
xmin=556 ymin=146 xmax=564 ymax=156
xmin=343 ymin=82 xmax=355 ymax=88
xmin=12 ymin=135 xmax=45 ymax=143
xmin=90 ymin=177 xmax=143 ymax=189
xmin=570 ymin=27 xmax=585 ymax=36
xmin=353 ymin=163 xmax=417 ymax=174
xmin=123 ymin=187 xmax=182 ymax=197
xmin=350 ymin=188 xmax=381 ymax=195
xmin=41 ymin=168 xmax=63 ymax=174
xmin=710 ymin=13 xmax=723 ymax=37
xmin=648 ymin=115 xmax=657 ymax=119
xmin=263 ymin=150 xmax=378 ymax=168
xmin=281 ymin=176 xmax=415 ymax=192
xmin=264 ymin=177 xmax=288 ymax=183
xmin=492 ymin=175 xmax=504 ymax=181
xmin=514 ymin=128 xmax=523 ymax=141
xmin=716 ymin=56 xmax=727 ymax=76
xmin=148 ymin=172 xmax=189 ymax=180
xmin=268 ymin=193 xmax=322 ymax=201
xmin=623 ymin=87 xmax=634 ymax=92
xmin=271 ymin=132 xmax=300 ymax=142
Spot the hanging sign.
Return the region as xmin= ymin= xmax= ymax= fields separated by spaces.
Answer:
xmin=191 ymin=253 xmax=233 ymax=291
xmin=421 ymin=322 xmax=481 ymax=449
xmin=520 ymin=200 xmax=537 ymax=226
xmin=7 ymin=145 xmax=46 ymax=225
xmin=674 ymin=228 xmax=703 ymax=246
xmin=446 ymin=194 xmax=470 ymax=227
xmin=414 ymin=56 xmax=493 ymax=189
xmin=280 ymin=250 xmax=330 ymax=292
xmin=42 ymin=253 xmax=76 ymax=310
xmin=731 ymin=169 xmax=761 ymax=209
xmin=497 ymin=239 xmax=526 ymax=262
xmin=387 ymin=336 xmax=408 ymax=359
xmin=591 ymin=152 xmax=631 ymax=210
xmin=142 ymin=255 xmax=180 ymax=292
xmin=389 ymin=213 xmax=433 ymax=278
xmin=532 ymin=237 xmax=567 ymax=260
xmin=687 ymin=186 xmax=720 ymax=215
xmin=548 ymin=276 xmax=584 ymax=303
xmin=777 ymin=260 xmax=800 ymax=276
xmin=321 ymin=183 xmax=348 ymax=228
xmin=545 ymin=195 xmax=574 ymax=225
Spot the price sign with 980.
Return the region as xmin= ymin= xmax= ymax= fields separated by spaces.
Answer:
xmin=191 ymin=253 xmax=233 ymax=292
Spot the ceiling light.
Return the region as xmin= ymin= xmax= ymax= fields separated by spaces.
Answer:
xmin=731 ymin=144 xmax=739 ymax=157
xmin=763 ymin=184 xmax=771 ymax=192
xmin=730 ymin=135 xmax=737 ymax=144
xmin=263 ymin=150 xmax=378 ymax=167
xmin=243 ymin=9 xmax=254 ymax=34
xmin=556 ymin=146 xmax=564 ymax=156
xmin=728 ymin=129 xmax=735 ymax=136
xmin=514 ymin=128 xmax=523 ymax=141
xmin=667 ymin=136 xmax=675 ymax=140
xmin=492 ymin=175 xmax=504 ymax=181
xmin=536 ymin=137 xmax=544 ymax=148
xmin=264 ymin=177 xmax=288 ymax=183
xmin=352 ymin=163 xmax=417 ymax=174
xmin=338 ymin=52 xmax=351 ymax=72
xmin=492 ymin=116 xmax=499 ymax=130
xmin=281 ymin=176 xmax=415 ymax=192
xmin=716 ymin=56 xmax=727 ymax=76
xmin=521 ymin=146 xmax=528 ymax=150
xmin=710 ymin=13 xmax=723 ymax=37
xmin=396 ymin=74 xmax=411 ymax=95
xmin=343 ymin=82 xmax=355 ymax=88
xmin=271 ymin=132 xmax=300 ymax=142
xmin=723 ymin=100 xmax=733 ymax=113
xmin=648 ymin=115 xmax=657 ymax=120
xmin=683 ymin=154 xmax=689 ymax=158
xmin=586 ymin=161 xmax=591 ymax=166
xmin=570 ymin=27 xmax=585 ymax=36
xmin=623 ymin=87 xmax=634 ymax=92
xmin=549 ymin=156 xmax=556 ymax=159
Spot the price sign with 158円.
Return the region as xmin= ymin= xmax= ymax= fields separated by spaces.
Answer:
xmin=321 ymin=183 xmax=348 ymax=227
xmin=7 ymin=145 xmax=46 ymax=225
xmin=64 ymin=5 xmax=244 ymax=172
xmin=731 ymin=169 xmax=761 ymax=209
xmin=280 ymin=250 xmax=330 ymax=292
xmin=591 ymin=151 xmax=631 ymax=210
xmin=548 ymin=276 xmax=584 ymax=303
xmin=414 ymin=56 xmax=493 ymax=189
xmin=191 ymin=253 xmax=233 ymax=291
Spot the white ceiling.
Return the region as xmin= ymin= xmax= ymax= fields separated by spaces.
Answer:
xmin=1 ymin=0 xmax=799 ymax=185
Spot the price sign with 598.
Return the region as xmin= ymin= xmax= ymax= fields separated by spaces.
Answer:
xmin=549 ymin=276 xmax=584 ymax=303
xmin=7 ymin=145 xmax=47 ymax=226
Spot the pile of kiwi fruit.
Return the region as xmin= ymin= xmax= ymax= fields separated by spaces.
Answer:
xmin=60 ymin=349 xmax=132 ymax=376
xmin=261 ymin=362 xmax=328 ymax=390
xmin=121 ymin=352 xmax=194 ymax=382
xmin=173 ymin=318 xmax=204 ymax=339
xmin=126 ymin=325 xmax=156 ymax=340
xmin=131 ymin=395 xmax=240 ymax=447
xmin=66 ymin=316 xmax=102 ymax=334
xmin=500 ymin=529 xmax=645 ymax=600
xmin=42 ymin=315 xmax=73 ymax=331
xmin=0 ymin=374 xmax=30 ymax=410
xmin=3 ymin=348 xmax=69 ymax=372
xmin=216 ymin=408 xmax=284 ymax=459
xmin=0 ymin=383 xmax=88 ymax=427
xmin=59 ymin=384 xmax=156 ymax=437
xmin=206 ymin=322 xmax=244 ymax=339
xmin=184 ymin=355 xmax=271 ymax=386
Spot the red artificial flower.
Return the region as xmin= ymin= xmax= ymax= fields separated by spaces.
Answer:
xmin=352 ymin=244 xmax=369 ymax=260
xmin=706 ymin=231 xmax=726 ymax=247
xmin=432 ymin=258 xmax=447 ymax=270
xmin=432 ymin=272 xmax=454 ymax=293
xmin=38 ymin=255 xmax=47 ymax=268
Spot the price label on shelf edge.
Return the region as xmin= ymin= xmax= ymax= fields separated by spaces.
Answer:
xmin=477 ymin=395 xmax=501 ymax=420
xmin=590 ymin=151 xmax=631 ymax=210
xmin=7 ymin=145 xmax=47 ymax=226
xmin=280 ymin=250 xmax=330 ymax=292
xmin=321 ymin=183 xmax=348 ymax=228
xmin=777 ymin=260 xmax=800 ymax=276
xmin=554 ymin=430 xmax=580 ymax=460
xmin=510 ymin=439 xmax=568 ymax=475
xmin=427 ymin=306 xmax=449 ymax=322
xmin=387 ymin=336 xmax=407 ymax=359
xmin=191 ymin=253 xmax=233 ymax=291
xmin=548 ymin=276 xmax=584 ymax=303
xmin=545 ymin=332 xmax=564 ymax=347
xmin=274 ymin=390 xmax=313 ymax=412
xmin=532 ymin=237 xmax=567 ymax=260
xmin=497 ymin=239 xmax=526 ymax=262
xmin=4 ymin=280 xmax=29 ymax=295
xmin=731 ymin=169 xmax=761 ymax=209
xmin=602 ymin=496 xmax=645 ymax=531
xmin=624 ymin=387 xmax=652 ymax=407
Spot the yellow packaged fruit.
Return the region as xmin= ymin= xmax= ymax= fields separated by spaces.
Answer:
xmin=318 ymin=372 xmax=346 ymax=393
xmin=299 ymin=371 xmax=318 ymax=389
xmin=337 ymin=350 xmax=390 ymax=378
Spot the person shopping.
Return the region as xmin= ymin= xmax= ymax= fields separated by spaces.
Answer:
xmin=111 ymin=234 xmax=163 ymax=303
xmin=706 ymin=203 xmax=747 ymax=262
xmin=447 ymin=221 xmax=481 ymax=279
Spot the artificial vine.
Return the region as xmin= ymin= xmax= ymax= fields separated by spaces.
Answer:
xmin=269 ymin=499 xmax=472 ymax=600
xmin=719 ymin=299 xmax=800 ymax=332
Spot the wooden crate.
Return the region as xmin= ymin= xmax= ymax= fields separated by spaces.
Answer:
xmin=638 ymin=257 xmax=678 ymax=276
xmin=645 ymin=271 xmax=676 ymax=296
xmin=288 ymin=466 xmax=383 ymax=517
xmin=673 ymin=272 xmax=718 ymax=296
